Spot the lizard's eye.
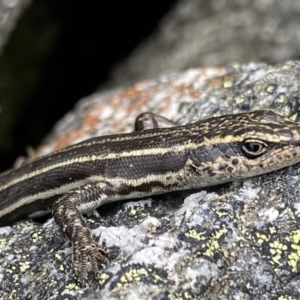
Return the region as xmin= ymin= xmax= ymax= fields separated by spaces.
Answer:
xmin=241 ymin=140 xmax=268 ymax=159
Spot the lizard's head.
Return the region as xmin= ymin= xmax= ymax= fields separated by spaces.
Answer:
xmin=189 ymin=110 xmax=300 ymax=183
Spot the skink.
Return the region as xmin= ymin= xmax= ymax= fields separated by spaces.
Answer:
xmin=1 ymin=110 xmax=300 ymax=285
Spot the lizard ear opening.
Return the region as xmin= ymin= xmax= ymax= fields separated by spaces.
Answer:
xmin=241 ymin=139 xmax=268 ymax=159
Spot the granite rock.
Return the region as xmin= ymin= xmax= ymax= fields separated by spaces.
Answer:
xmin=1 ymin=61 xmax=300 ymax=299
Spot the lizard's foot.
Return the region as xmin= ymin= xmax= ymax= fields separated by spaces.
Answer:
xmin=72 ymin=230 xmax=111 ymax=287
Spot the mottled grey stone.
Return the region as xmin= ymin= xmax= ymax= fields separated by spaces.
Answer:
xmin=1 ymin=61 xmax=300 ymax=299
xmin=107 ymin=0 xmax=300 ymax=89
xmin=0 ymin=0 xmax=31 ymax=55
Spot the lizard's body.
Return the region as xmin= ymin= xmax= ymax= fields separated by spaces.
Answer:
xmin=1 ymin=110 xmax=300 ymax=285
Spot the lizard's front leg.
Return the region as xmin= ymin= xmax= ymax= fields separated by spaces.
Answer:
xmin=52 ymin=113 xmax=177 ymax=286
xmin=52 ymin=183 xmax=110 ymax=286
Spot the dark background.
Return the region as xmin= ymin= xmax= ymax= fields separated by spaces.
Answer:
xmin=2 ymin=0 xmax=300 ymax=173
xmin=0 ymin=0 xmax=177 ymax=171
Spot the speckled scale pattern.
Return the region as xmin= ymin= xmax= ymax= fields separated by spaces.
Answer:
xmin=2 ymin=109 xmax=300 ymax=287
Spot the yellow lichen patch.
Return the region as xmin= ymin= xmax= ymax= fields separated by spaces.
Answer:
xmin=184 ymin=224 xmax=230 ymax=259
xmin=5 ymin=267 xmax=14 ymax=274
xmin=215 ymin=210 xmax=229 ymax=218
xmin=286 ymin=230 xmax=300 ymax=273
xmin=185 ymin=229 xmax=206 ymax=241
xmin=55 ymin=253 xmax=63 ymax=261
xmin=168 ymin=291 xmax=194 ymax=300
xmin=0 ymin=238 xmax=6 ymax=248
xmin=234 ymin=95 xmax=245 ymax=104
xmin=19 ymin=261 xmax=30 ymax=273
xmin=250 ymin=226 xmax=300 ymax=274
xmin=114 ymin=265 xmax=167 ymax=289
xmin=117 ymin=267 xmax=148 ymax=288
xmin=278 ymin=296 xmax=297 ymax=300
xmin=128 ymin=207 xmax=137 ymax=216
xmin=269 ymin=240 xmax=287 ymax=265
xmin=255 ymin=232 xmax=270 ymax=245
xmin=287 ymin=251 xmax=300 ymax=272
xmin=265 ymin=84 xmax=277 ymax=94
xmin=279 ymin=207 xmax=295 ymax=219
xmin=203 ymin=225 xmax=228 ymax=257
xmin=99 ymin=272 xmax=110 ymax=285
xmin=86 ymin=217 xmax=95 ymax=224
xmin=274 ymin=93 xmax=286 ymax=103
xmin=65 ymin=282 xmax=80 ymax=291
xmin=290 ymin=230 xmax=300 ymax=244
xmin=153 ymin=273 xmax=165 ymax=283
xmin=31 ymin=232 xmax=40 ymax=243
xmin=223 ymin=80 xmax=233 ymax=88
xmin=269 ymin=226 xmax=277 ymax=234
